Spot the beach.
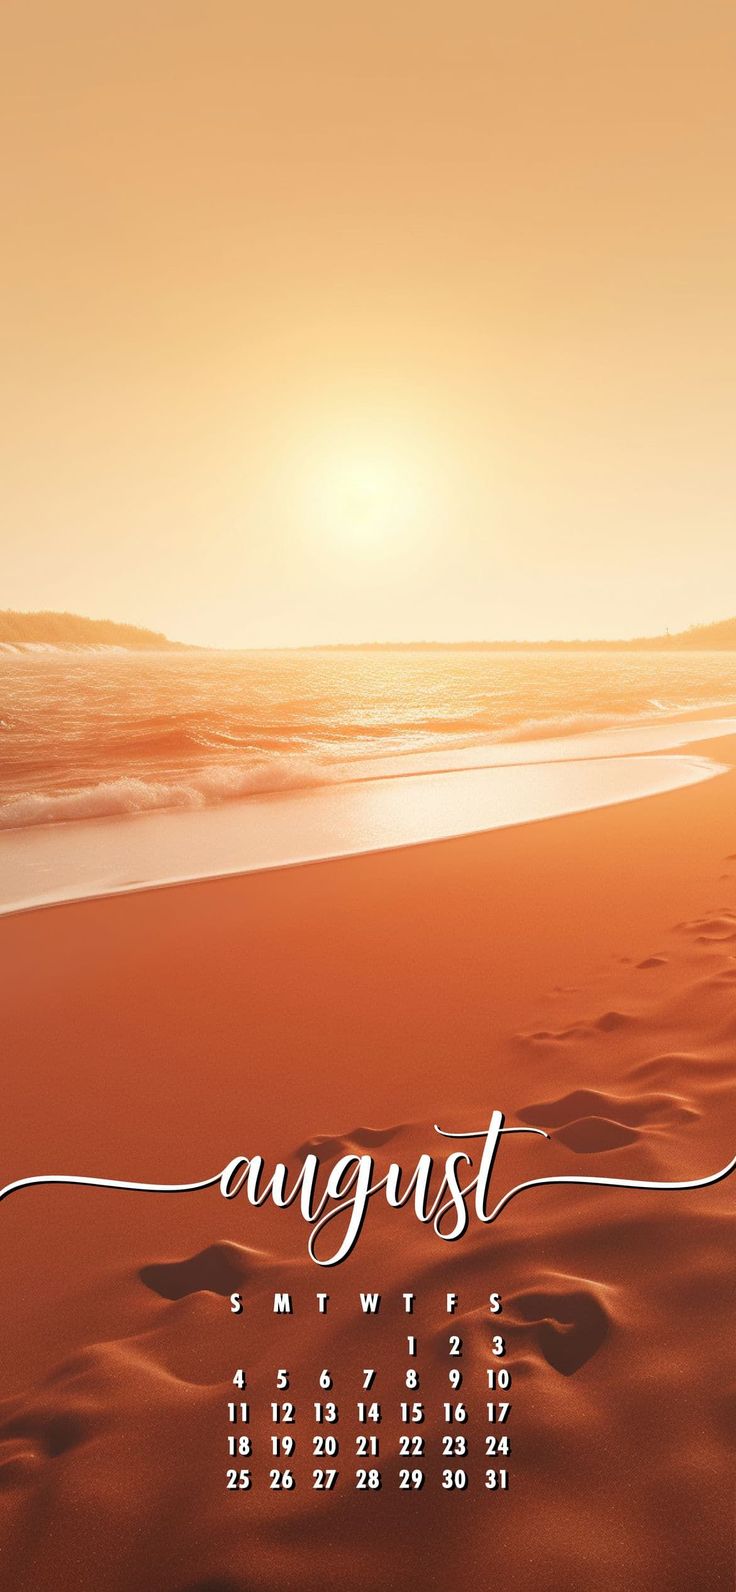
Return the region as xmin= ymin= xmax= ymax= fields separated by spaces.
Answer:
xmin=0 ymin=729 xmax=734 ymax=1589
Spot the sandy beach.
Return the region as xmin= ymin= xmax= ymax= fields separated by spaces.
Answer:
xmin=0 ymin=731 xmax=734 ymax=1590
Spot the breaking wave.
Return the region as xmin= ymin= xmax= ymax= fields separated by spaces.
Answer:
xmin=0 ymin=757 xmax=335 ymax=831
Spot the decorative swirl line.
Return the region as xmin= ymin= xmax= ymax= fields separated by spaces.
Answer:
xmin=1 ymin=1149 xmax=734 ymax=1216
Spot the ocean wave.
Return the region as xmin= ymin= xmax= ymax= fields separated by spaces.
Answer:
xmin=0 ymin=757 xmax=336 ymax=831
xmin=473 ymin=703 xmax=676 ymax=745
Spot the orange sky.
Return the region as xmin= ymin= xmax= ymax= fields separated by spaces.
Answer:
xmin=2 ymin=1 xmax=735 ymax=647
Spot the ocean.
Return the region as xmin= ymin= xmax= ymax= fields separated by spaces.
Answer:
xmin=2 ymin=647 xmax=736 ymax=831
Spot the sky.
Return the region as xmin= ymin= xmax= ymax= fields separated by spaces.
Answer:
xmin=2 ymin=0 xmax=735 ymax=647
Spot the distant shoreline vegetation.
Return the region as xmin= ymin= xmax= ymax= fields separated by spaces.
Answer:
xmin=2 ymin=609 xmax=736 ymax=651
xmin=0 ymin=611 xmax=185 ymax=649
xmin=303 ymin=616 xmax=736 ymax=651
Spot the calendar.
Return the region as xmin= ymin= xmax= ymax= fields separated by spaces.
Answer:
xmin=224 ymin=1290 xmax=511 ymax=1497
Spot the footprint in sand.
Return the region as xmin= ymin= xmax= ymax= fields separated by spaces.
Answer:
xmin=441 ymin=1277 xmax=611 ymax=1376
xmin=675 ymin=909 xmax=736 ymax=944
xmin=517 ymin=1086 xmax=698 ymax=1153
xmin=506 ymin=1281 xmax=610 ymax=1376
xmin=296 ymin=1124 xmax=403 ymax=1162
xmin=0 ymin=1343 xmax=128 ymax=1483
xmin=636 ymin=955 xmax=667 ymax=969
xmin=519 ymin=1009 xmax=635 ymax=1047
xmin=140 ymin=1241 xmax=279 ymax=1301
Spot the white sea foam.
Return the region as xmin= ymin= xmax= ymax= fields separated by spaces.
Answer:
xmin=0 ymin=641 xmax=132 ymax=655
xmin=0 ymin=757 xmax=334 ymax=830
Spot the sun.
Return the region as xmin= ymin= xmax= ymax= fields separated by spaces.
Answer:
xmin=331 ymin=458 xmax=404 ymax=548
xmin=289 ymin=414 xmax=439 ymax=562
xmin=307 ymin=444 xmax=425 ymax=556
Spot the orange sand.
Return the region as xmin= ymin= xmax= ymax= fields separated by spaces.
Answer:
xmin=0 ymin=733 xmax=734 ymax=1590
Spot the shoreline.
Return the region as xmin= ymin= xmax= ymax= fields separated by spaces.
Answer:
xmin=1 ymin=713 xmax=735 ymax=917
xmin=0 ymin=751 xmax=726 ymax=921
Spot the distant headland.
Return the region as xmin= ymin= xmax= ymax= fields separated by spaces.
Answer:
xmin=0 ymin=611 xmax=185 ymax=649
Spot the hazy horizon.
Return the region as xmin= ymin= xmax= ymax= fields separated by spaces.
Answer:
xmin=4 ymin=602 xmax=736 ymax=651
